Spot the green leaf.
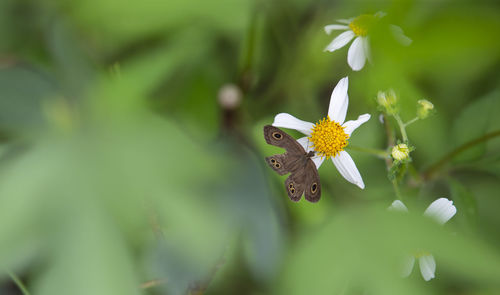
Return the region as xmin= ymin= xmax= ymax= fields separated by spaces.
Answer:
xmin=275 ymin=206 xmax=500 ymax=295
xmin=448 ymin=178 xmax=478 ymax=228
xmin=451 ymin=90 xmax=500 ymax=162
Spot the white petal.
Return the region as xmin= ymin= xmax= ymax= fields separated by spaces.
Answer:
xmin=327 ymin=77 xmax=349 ymax=124
xmin=388 ymin=200 xmax=408 ymax=212
xmin=342 ymin=114 xmax=371 ymax=136
xmin=297 ymin=137 xmax=325 ymax=169
xmin=401 ymin=256 xmax=415 ymax=277
xmin=324 ymin=30 xmax=355 ymax=52
xmin=378 ymin=114 xmax=384 ymax=124
xmin=296 ymin=136 xmax=312 ymax=152
xmin=337 ymin=18 xmax=354 ymax=24
xmin=390 ymin=25 xmax=412 ymax=46
xmin=331 ymin=151 xmax=365 ymax=189
xmin=419 ymin=255 xmax=436 ymax=281
xmin=311 ymin=156 xmax=325 ymax=169
xmin=423 ymin=198 xmax=457 ymax=225
xmin=324 ymin=24 xmax=349 ymax=34
xmin=347 ymin=36 xmax=367 ymax=71
xmin=363 ymin=36 xmax=372 ymax=63
xmin=272 ymin=113 xmax=314 ymax=136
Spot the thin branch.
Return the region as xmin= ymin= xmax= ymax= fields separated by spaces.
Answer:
xmin=422 ymin=129 xmax=500 ymax=180
xmin=394 ymin=114 xmax=408 ymax=142
xmin=404 ymin=117 xmax=419 ymax=127
xmin=6 ymin=270 xmax=31 ymax=295
xmin=140 ymin=278 xmax=167 ymax=289
xmin=346 ymin=145 xmax=389 ymax=158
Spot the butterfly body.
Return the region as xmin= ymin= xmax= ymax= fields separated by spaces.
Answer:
xmin=263 ymin=125 xmax=321 ymax=202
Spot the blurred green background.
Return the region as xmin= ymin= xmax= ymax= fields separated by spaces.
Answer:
xmin=1 ymin=0 xmax=500 ymax=294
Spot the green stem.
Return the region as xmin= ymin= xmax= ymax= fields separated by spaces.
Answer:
xmin=391 ymin=179 xmax=402 ymax=201
xmin=346 ymin=145 xmax=389 ymax=158
xmin=394 ymin=114 xmax=408 ymax=142
xmin=382 ymin=114 xmax=403 ymax=200
xmin=422 ymin=129 xmax=500 ymax=180
xmin=6 ymin=270 xmax=31 ymax=295
xmin=404 ymin=117 xmax=419 ymax=127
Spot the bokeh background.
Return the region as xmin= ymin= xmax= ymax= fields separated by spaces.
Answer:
xmin=1 ymin=0 xmax=500 ymax=294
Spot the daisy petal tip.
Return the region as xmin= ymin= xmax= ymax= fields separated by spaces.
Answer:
xmin=325 ymin=30 xmax=355 ymax=53
xmin=424 ymin=198 xmax=457 ymax=224
xmin=347 ymin=37 xmax=367 ymax=71
xmin=401 ymin=256 xmax=415 ymax=278
xmin=388 ymin=200 xmax=408 ymax=212
xmin=340 ymin=76 xmax=349 ymax=85
xmin=419 ymin=255 xmax=436 ymax=281
xmin=272 ymin=113 xmax=314 ymax=135
xmin=356 ymin=179 xmax=365 ymax=189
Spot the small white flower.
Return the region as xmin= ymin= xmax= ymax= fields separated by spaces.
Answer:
xmin=388 ymin=198 xmax=457 ymax=281
xmin=324 ymin=13 xmax=411 ymax=71
xmin=272 ymin=77 xmax=371 ymax=189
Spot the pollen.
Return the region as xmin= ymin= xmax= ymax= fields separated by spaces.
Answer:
xmin=349 ymin=14 xmax=375 ymax=37
xmin=309 ymin=116 xmax=349 ymax=159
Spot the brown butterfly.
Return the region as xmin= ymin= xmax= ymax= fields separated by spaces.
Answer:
xmin=263 ymin=125 xmax=321 ymax=202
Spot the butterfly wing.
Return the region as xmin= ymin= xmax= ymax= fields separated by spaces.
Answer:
xmin=264 ymin=125 xmax=308 ymax=176
xmin=304 ymin=159 xmax=321 ymax=202
xmin=263 ymin=125 xmax=306 ymax=155
xmin=264 ymin=125 xmax=320 ymax=202
xmin=285 ymin=169 xmax=307 ymax=202
xmin=265 ymin=154 xmax=288 ymax=175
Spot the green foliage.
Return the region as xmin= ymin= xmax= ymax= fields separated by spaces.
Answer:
xmin=1 ymin=0 xmax=500 ymax=294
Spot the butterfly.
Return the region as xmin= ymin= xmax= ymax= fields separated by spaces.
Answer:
xmin=263 ymin=125 xmax=321 ymax=202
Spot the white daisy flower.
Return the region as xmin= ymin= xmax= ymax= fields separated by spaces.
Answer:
xmin=272 ymin=77 xmax=371 ymax=189
xmin=388 ymin=198 xmax=457 ymax=281
xmin=324 ymin=13 xmax=411 ymax=71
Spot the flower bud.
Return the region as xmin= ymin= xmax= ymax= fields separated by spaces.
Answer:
xmin=417 ymin=99 xmax=434 ymax=119
xmin=377 ymin=89 xmax=398 ymax=115
xmin=392 ymin=143 xmax=410 ymax=161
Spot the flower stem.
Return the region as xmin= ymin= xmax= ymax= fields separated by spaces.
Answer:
xmin=346 ymin=145 xmax=389 ymax=158
xmin=422 ymin=129 xmax=500 ymax=180
xmin=391 ymin=179 xmax=403 ymax=200
xmin=141 ymin=278 xmax=167 ymax=289
xmin=404 ymin=117 xmax=419 ymax=127
xmin=6 ymin=270 xmax=31 ymax=295
xmin=382 ymin=114 xmax=403 ymax=200
xmin=394 ymin=114 xmax=408 ymax=142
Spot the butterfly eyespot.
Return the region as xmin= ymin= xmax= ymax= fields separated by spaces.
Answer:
xmin=270 ymin=158 xmax=276 ymax=163
xmin=290 ymin=188 xmax=295 ymax=193
xmin=275 ymin=163 xmax=281 ymax=168
xmin=311 ymin=183 xmax=318 ymax=193
xmin=272 ymin=132 xmax=282 ymax=140
xmin=289 ymin=183 xmax=293 ymax=188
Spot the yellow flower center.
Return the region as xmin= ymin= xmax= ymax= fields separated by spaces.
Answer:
xmin=309 ymin=116 xmax=349 ymax=159
xmin=349 ymin=14 xmax=376 ymax=36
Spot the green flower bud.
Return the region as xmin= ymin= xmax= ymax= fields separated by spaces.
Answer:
xmin=417 ymin=99 xmax=434 ymax=119
xmin=391 ymin=143 xmax=410 ymax=161
xmin=377 ymin=89 xmax=398 ymax=115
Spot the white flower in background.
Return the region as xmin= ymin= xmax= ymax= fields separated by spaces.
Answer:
xmin=272 ymin=77 xmax=370 ymax=189
xmin=389 ymin=198 xmax=457 ymax=281
xmin=324 ymin=12 xmax=412 ymax=71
